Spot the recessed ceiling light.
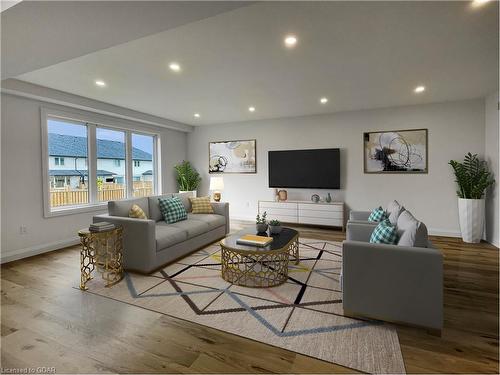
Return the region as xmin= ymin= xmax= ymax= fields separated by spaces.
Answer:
xmin=414 ymin=85 xmax=426 ymax=93
xmin=471 ymin=0 xmax=490 ymax=7
xmin=248 ymin=106 xmax=256 ymax=112
xmin=169 ymin=62 xmax=181 ymax=72
xmin=284 ymin=35 xmax=297 ymax=48
xmin=320 ymin=97 xmax=328 ymax=104
xmin=194 ymin=113 xmax=200 ymax=118
xmin=95 ymin=80 xmax=106 ymax=87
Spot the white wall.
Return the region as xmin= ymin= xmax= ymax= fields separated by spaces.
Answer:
xmin=485 ymin=92 xmax=499 ymax=247
xmin=188 ymin=99 xmax=486 ymax=237
xmin=1 ymin=93 xmax=188 ymax=261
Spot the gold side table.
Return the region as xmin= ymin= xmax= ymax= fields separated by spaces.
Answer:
xmin=78 ymin=226 xmax=124 ymax=290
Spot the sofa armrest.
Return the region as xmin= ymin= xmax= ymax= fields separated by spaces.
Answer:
xmin=349 ymin=210 xmax=371 ymax=221
xmin=93 ymin=214 xmax=156 ymax=272
xmin=342 ymin=240 xmax=443 ymax=330
xmin=211 ymin=202 xmax=230 ymax=234
xmin=346 ymin=222 xmax=375 ymax=242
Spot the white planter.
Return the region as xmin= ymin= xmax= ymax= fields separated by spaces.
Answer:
xmin=179 ymin=190 xmax=197 ymax=198
xmin=458 ymin=198 xmax=485 ymax=243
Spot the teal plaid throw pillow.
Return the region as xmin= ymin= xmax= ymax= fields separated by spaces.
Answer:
xmin=368 ymin=206 xmax=388 ymax=222
xmin=158 ymin=196 xmax=187 ymax=224
xmin=370 ymin=219 xmax=399 ymax=244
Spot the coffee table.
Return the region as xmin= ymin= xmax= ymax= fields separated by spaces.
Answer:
xmin=220 ymin=227 xmax=299 ymax=287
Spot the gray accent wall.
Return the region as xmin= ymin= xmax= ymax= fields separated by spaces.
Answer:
xmin=1 ymin=93 xmax=188 ymax=261
xmin=187 ymin=99 xmax=487 ymax=239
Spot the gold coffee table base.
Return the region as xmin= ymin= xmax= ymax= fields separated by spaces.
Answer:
xmin=78 ymin=226 xmax=124 ymax=290
xmin=220 ymin=233 xmax=299 ymax=288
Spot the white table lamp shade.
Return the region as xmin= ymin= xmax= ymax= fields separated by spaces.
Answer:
xmin=210 ymin=176 xmax=224 ymax=191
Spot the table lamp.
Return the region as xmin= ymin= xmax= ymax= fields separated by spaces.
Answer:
xmin=209 ymin=176 xmax=224 ymax=202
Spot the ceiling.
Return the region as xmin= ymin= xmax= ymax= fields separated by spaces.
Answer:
xmin=1 ymin=1 xmax=251 ymax=78
xmin=11 ymin=1 xmax=500 ymax=126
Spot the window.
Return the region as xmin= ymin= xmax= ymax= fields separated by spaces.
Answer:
xmin=54 ymin=157 xmax=65 ymax=166
xmin=132 ymin=133 xmax=155 ymax=197
xmin=97 ymin=128 xmax=126 ymax=203
xmin=43 ymin=109 xmax=159 ymax=216
xmin=47 ymin=118 xmax=89 ymax=209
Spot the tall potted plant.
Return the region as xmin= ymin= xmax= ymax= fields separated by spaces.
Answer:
xmin=174 ymin=161 xmax=201 ymax=197
xmin=449 ymin=153 xmax=495 ymax=243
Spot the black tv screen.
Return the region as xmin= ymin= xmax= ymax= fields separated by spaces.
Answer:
xmin=268 ymin=148 xmax=340 ymax=189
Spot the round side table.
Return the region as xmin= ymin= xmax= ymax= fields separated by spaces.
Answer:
xmin=78 ymin=226 xmax=124 ymax=290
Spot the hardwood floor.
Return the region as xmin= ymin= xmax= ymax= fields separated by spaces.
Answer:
xmin=1 ymin=223 xmax=498 ymax=374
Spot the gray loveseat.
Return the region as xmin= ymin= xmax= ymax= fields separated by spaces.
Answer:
xmin=93 ymin=193 xmax=229 ymax=273
xmin=342 ymin=210 xmax=443 ymax=333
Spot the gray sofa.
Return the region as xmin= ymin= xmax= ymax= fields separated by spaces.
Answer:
xmin=342 ymin=210 xmax=443 ymax=332
xmin=349 ymin=200 xmax=405 ymax=226
xmin=93 ymin=193 xmax=229 ymax=273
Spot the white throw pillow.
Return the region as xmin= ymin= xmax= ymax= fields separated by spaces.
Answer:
xmin=386 ymin=200 xmax=405 ymax=226
xmin=397 ymin=210 xmax=428 ymax=247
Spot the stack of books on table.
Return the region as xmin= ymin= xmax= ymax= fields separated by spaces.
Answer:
xmin=89 ymin=222 xmax=115 ymax=232
xmin=236 ymin=234 xmax=273 ymax=247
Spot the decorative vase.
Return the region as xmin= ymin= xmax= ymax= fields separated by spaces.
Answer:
xmin=311 ymin=194 xmax=320 ymax=203
xmin=256 ymin=223 xmax=268 ymax=233
xmin=278 ymin=190 xmax=288 ymax=201
xmin=269 ymin=225 xmax=282 ymax=235
xmin=325 ymin=193 xmax=332 ymax=203
xmin=458 ymin=198 xmax=485 ymax=243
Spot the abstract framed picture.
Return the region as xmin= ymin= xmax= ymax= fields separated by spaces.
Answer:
xmin=363 ymin=129 xmax=428 ymax=173
xmin=209 ymin=139 xmax=257 ymax=173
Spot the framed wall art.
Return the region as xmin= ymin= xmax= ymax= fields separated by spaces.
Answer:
xmin=209 ymin=139 xmax=256 ymax=173
xmin=363 ymin=129 xmax=428 ymax=173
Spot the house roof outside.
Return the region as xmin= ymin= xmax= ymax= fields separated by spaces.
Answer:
xmin=48 ymin=133 xmax=152 ymax=161
xmin=49 ymin=169 xmax=116 ymax=177
xmin=142 ymin=170 xmax=153 ymax=175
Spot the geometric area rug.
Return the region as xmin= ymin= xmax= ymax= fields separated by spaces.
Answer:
xmin=82 ymin=238 xmax=406 ymax=374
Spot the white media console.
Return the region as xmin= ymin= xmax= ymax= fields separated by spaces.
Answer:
xmin=258 ymin=200 xmax=345 ymax=231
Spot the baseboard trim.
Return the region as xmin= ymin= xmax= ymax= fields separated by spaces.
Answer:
xmin=427 ymin=228 xmax=462 ymax=238
xmin=1 ymin=237 xmax=80 ymax=264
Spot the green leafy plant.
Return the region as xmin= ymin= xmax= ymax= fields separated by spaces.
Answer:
xmin=449 ymin=153 xmax=495 ymax=199
xmin=174 ymin=161 xmax=201 ymax=191
xmin=269 ymin=219 xmax=281 ymax=226
xmin=256 ymin=211 xmax=267 ymax=224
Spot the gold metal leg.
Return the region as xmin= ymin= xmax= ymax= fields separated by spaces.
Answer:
xmin=290 ymin=237 xmax=300 ymax=264
xmin=79 ymin=236 xmax=95 ymax=290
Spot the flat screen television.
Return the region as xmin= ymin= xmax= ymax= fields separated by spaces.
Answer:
xmin=268 ymin=148 xmax=340 ymax=189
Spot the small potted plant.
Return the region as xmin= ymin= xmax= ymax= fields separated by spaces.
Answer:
xmin=256 ymin=211 xmax=268 ymax=233
xmin=269 ymin=219 xmax=282 ymax=235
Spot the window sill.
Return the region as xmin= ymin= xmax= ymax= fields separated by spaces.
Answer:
xmin=45 ymin=203 xmax=108 ymax=218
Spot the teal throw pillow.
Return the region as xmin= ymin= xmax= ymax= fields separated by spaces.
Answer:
xmin=368 ymin=206 xmax=388 ymax=222
xmin=159 ymin=196 xmax=187 ymax=224
xmin=370 ymin=219 xmax=399 ymax=244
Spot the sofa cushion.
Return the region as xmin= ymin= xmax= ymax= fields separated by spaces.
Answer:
xmin=397 ymin=210 xmax=428 ymax=247
xmin=187 ymin=213 xmax=226 ymax=230
xmin=368 ymin=206 xmax=388 ymax=222
xmin=172 ymin=192 xmax=192 ymax=212
xmin=129 ymin=204 xmax=147 ymax=219
xmin=108 ymin=197 xmax=149 ymax=218
xmin=168 ymin=219 xmax=210 ymax=238
xmin=190 ymin=196 xmax=214 ymax=214
xmin=155 ymin=222 xmax=188 ymax=250
xmin=370 ymin=219 xmax=399 ymax=244
xmin=386 ymin=200 xmax=405 ymax=225
xmin=148 ymin=194 xmax=173 ymax=222
xmin=159 ymin=196 xmax=188 ymax=224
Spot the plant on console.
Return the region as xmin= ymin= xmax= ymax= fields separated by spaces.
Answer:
xmin=256 ymin=211 xmax=268 ymax=233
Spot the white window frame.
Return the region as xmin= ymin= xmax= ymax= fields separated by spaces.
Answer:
xmin=41 ymin=107 xmax=160 ymax=217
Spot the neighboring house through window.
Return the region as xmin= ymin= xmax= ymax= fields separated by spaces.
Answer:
xmin=43 ymin=110 xmax=158 ymax=217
